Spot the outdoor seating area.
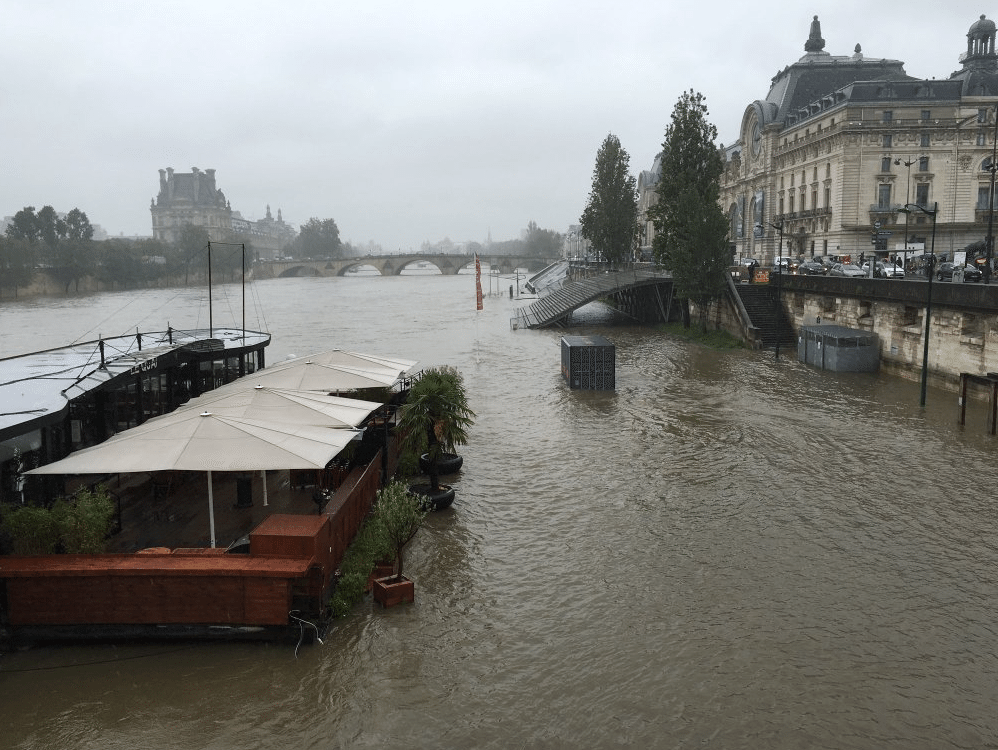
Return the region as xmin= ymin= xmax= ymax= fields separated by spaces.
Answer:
xmin=94 ymin=469 xmax=324 ymax=553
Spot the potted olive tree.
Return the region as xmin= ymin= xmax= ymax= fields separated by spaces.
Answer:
xmin=397 ymin=365 xmax=475 ymax=510
xmin=371 ymin=481 xmax=428 ymax=607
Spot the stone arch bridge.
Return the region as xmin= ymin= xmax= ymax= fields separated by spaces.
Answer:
xmin=253 ymin=254 xmax=556 ymax=279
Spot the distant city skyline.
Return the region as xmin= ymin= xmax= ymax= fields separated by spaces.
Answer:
xmin=1 ymin=1 xmax=989 ymax=250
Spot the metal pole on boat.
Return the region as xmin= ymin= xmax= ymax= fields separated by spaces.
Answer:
xmin=241 ymin=243 xmax=246 ymax=345
xmin=207 ymin=241 xmax=213 ymax=338
xmin=261 ymin=469 xmax=268 ymax=507
xmin=207 ymin=469 xmax=216 ymax=548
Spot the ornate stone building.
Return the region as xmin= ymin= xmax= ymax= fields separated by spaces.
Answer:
xmin=150 ymin=167 xmax=295 ymax=257
xmin=718 ymin=15 xmax=998 ymax=267
xmin=150 ymin=167 xmax=232 ymax=244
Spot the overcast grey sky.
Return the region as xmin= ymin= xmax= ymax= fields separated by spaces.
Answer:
xmin=1 ymin=1 xmax=989 ymax=251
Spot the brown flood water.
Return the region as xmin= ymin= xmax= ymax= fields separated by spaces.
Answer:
xmin=1 ymin=271 xmax=996 ymax=749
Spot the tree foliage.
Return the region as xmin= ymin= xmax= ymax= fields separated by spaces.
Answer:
xmin=0 ymin=235 xmax=36 ymax=296
xmin=5 ymin=206 xmax=41 ymax=244
xmin=398 ymin=366 xmax=475 ymax=491
xmin=293 ymin=217 xmax=342 ymax=259
xmin=523 ymin=221 xmax=563 ymax=258
xmin=580 ymin=133 xmax=639 ymax=266
xmin=374 ymin=481 xmax=427 ymax=582
xmin=649 ymin=90 xmax=730 ymax=329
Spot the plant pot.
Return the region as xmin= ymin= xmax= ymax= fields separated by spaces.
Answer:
xmin=418 ymin=452 xmax=463 ymax=475
xmin=365 ymin=562 xmax=396 ymax=592
xmin=409 ymin=483 xmax=456 ymax=511
xmin=372 ymin=575 xmax=414 ymax=608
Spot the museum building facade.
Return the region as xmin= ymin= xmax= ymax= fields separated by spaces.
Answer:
xmin=718 ymin=15 xmax=998 ymax=267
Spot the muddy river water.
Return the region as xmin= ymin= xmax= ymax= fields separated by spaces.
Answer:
xmin=1 ymin=271 xmax=995 ymax=748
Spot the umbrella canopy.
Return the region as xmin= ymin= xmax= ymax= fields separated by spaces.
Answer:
xmin=177 ymin=385 xmax=382 ymax=428
xmin=26 ymin=410 xmax=356 ymax=475
xmin=282 ymin=349 xmax=416 ymax=375
xmin=27 ymin=410 xmax=358 ymax=548
xmin=243 ymin=349 xmax=416 ymax=392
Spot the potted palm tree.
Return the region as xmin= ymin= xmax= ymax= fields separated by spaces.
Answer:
xmin=371 ymin=481 xmax=428 ymax=607
xmin=397 ymin=366 xmax=475 ymax=510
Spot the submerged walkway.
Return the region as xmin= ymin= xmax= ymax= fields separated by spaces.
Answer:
xmin=510 ymin=267 xmax=672 ymax=329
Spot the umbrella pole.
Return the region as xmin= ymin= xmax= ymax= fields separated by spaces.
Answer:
xmin=207 ymin=470 xmax=216 ymax=548
xmin=261 ymin=469 xmax=269 ymax=507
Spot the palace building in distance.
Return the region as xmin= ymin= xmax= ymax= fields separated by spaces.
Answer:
xmin=150 ymin=167 xmax=295 ymax=258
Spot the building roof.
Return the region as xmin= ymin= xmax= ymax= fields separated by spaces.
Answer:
xmin=759 ymin=16 xmax=911 ymax=128
xmin=0 ymin=328 xmax=270 ymax=447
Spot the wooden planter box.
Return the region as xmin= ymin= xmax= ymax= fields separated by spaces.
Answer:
xmin=365 ymin=563 xmax=396 ymax=593
xmin=372 ymin=575 xmax=414 ymax=608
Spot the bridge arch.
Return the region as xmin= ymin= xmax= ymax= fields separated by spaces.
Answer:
xmin=256 ymin=254 xmax=558 ymax=280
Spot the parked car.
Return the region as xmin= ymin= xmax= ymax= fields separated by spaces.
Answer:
xmin=882 ymin=262 xmax=905 ymax=279
xmin=738 ymin=257 xmax=759 ymax=267
xmin=797 ymin=259 xmax=826 ymax=275
xmin=963 ymin=264 xmax=983 ymax=282
xmin=860 ymin=261 xmax=904 ymax=279
xmin=936 ymin=262 xmax=982 ymax=282
xmin=817 ymin=256 xmax=840 ymax=273
xmin=829 ymin=263 xmax=865 ymax=277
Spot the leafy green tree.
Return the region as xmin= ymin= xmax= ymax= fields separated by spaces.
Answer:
xmin=374 ymin=481 xmax=427 ymax=583
xmin=523 ymin=221 xmax=563 ymax=258
xmin=580 ymin=134 xmax=639 ymax=266
xmin=0 ymin=235 xmax=36 ymax=297
xmin=5 ymin=206 xmax=40 ymax=244
xmin=294 ymin=217 xmax=342 ymax=259
xmin=64 ymin=208 xmax=94 ymax=242
xmin=48 ymin=207 xmax=95 ymax=292
xmin=98 ymin=238 xmax=149 ymax=288
xmin=36 ymin=205 xmax=67 ymax=253
xmin=649 ymin=90 xmax=730 ymax=330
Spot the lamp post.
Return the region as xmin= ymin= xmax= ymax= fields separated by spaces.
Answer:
xmin=901 ymin=202 xmax=937 ymax=406
xmin=894 ymin=157 xmax=915 ymax=270
xmin=985 ymin=103 xmax=998 ymax=284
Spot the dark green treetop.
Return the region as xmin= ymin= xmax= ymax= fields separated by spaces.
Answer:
xmin=294 ymin=217 xmax=342 ymax=259
xmin=580 ymin=133 xmax=639 ymax=266
xmin=650 ymin=90 xmax=730 ymax=329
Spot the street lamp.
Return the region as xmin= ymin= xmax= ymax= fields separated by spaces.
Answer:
xmin=901 ymin=202 xmax=938 ymax=406
xmin=984 ymin=103 xmax=998 ymax=284
xmin=894 ymin=157 xmax=915 ymax=269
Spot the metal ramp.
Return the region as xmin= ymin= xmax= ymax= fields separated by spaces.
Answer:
xmin=510 ymin=267 xmax=672 ymax=329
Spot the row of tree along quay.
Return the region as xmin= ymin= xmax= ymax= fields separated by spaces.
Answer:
xmin=580 ymin=89 xmax=730 ymax=331
xmin=2 ymin=201 xmax=566 ymax=301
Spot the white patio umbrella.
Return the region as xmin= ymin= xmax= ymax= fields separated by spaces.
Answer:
xmin=241 ymin=349 xmax=416 ymax=393
xmin=178 ymin=385 xmax=382 ymax=428
xmin=281 ymin=349 xmax=417 ymax=376
xmin=174 ymin=385 xmax=383 ymax=507
xmin=26 ymin=410 xmax=357 ymax=548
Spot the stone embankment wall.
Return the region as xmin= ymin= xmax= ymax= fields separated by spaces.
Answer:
xmin=0 ymin=270 xmax=226 ymax=302
xmin=696 ymin=280 xmax=998 ymax=395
